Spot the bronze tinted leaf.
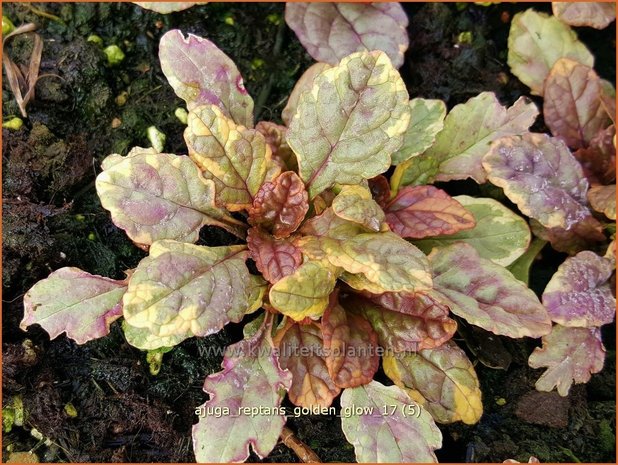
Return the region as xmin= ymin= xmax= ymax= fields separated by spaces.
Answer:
xmin=588 ymin=184 xmax=616 ymax=220
xmin=247 ymin=227 xmax=302 ymax=284
xmin=322 ymin=301 xmax=379 ymax=388
xmin=249 ymin=171 xmax=309 ymax=238
xmin=344 ymin=292 xmax=457 ymax=352
xmin=368 ymin=175 xmax=391 ymax=208
xmin=574 ymin=125 xmax=616 ymax=185
xmin=274 ymin=321 xmax=340 ymax=408
xmin=384 ymin=185 xmax=475 ymax=239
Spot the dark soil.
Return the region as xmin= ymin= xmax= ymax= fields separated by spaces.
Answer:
xmin=2 ymin=2 xmax=615 ymax=463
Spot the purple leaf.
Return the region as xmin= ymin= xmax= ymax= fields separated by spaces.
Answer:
xmin=543 ymin=58 xmax=611 ymax=149
xmin=193 ymin=319 xmax=292 ymax=462
xmin=285 ymin=3 xmax=409 ymax=68
xmin=21 ymin=268 xmax=126 ymax=344
xmin=429 ymin=243 xmax=552 ymax=338
xmin=528 ymin=325 xmax=605 ymax=396
xmin=543 ymin=251 xmax=616 ymax=327
xmin=552 ymin=2 xmax=616 ymax=30
xmin=340 ymin=381 xmax=442 ymax=462
xmin=530 ymin=216 xmax=606 ymax=255
xmin=96 ymin=148 xmax=238 ymax=246
xmin=483 ymin=133 xmax=591 ymax=229
xmin=159 ymin=30 xmax=253 ymax=127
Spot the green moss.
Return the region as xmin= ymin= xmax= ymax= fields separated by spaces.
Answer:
xmin=598 ymin=419 xmax=615 ymax=453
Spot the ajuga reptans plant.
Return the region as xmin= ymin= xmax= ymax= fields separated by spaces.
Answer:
xmin=22 ymin=3 xmax=616 ymax=462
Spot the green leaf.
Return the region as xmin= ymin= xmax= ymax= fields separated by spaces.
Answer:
xmin=96 ymin=148 xmax=235 ymax=246
xmin=184 ymin=105 xmax=271 ymax=211
xmin=507 ymin=238 xmax=548 ymax=285
xmin=391 ymin=92 xmax=538 ymax=187
xmin=287 ymin=51 xmax=410 ymax=198
xmin=159 ymin=30 xmax=254 ymax=127
xmin=295 ymin=207 xmax=372 ymax=261
xmin=122 ymin=320 xmax=186 ymax=351
xmin=123 ymin=240 xmax=265 ymax=342
xmin=340 ymin=381 xmax=442 ymax=462
xmin=299 ymin=207 xmax=369 ymax=241
xmin=528 ymin=325 xmax=605 ymax=396
xmin=332 ymin=185 xmax=385 ymax=232
xmin=21 ymin=268 xmax=126 ymax=344
xmin=507 ymin=9 xmax=594 ymax=96
xmin=281 ymin=62 xmax=331 ymax=126
xmin=193 ymin=319 xmax=292 ymax=461
xmin=483 ymin=133 xmax=591 ymax=229
xmin=429 ymin=243 xmax=551 ymax=338
xmin=391 ymin=98 xmax=447 ymax=165
xmin=325 ymin=232 xmax=433 ymax=293
xmin=383 ymin=341 xmax=483 ymax=424
xmin=413 ymin=196 xmax=531 ymax=266
xmin=134 ymin=3 xmax=196 ymax=14
xmin=269 ymin=259 xmax=339 ymax=321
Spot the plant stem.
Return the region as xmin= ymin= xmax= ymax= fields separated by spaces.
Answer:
xmin=216 ymin=213 xmax=248 ymax=240
xmin=280 ymin=426 xmax=321 ymax=463
xmin=24 ymin=3 xmax=65 ymax=24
